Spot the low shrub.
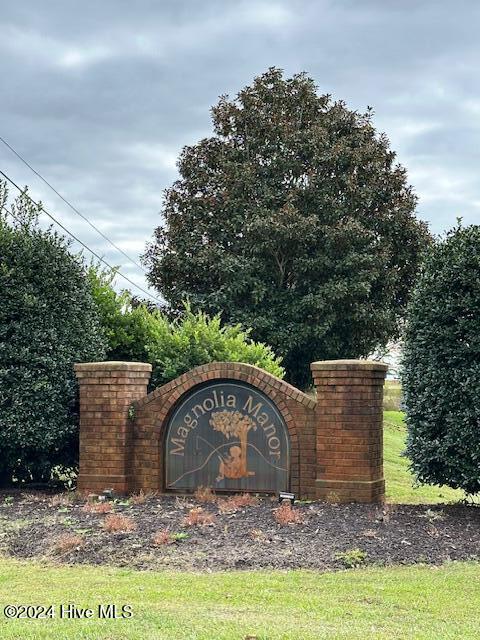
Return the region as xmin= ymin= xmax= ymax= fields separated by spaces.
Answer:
xmin=152 ymin=529 xmax=171 ymax=546
xmin=218 ymin=494 xmax=259 ymax=513
xmin=170 ymin=532 xmax=189 ymax=543
xmin=88 ymin=266 xmax=285 ymax=388
xmin=273 ymin=502 xmax=305 ymax=525
xmin=194 ymin=486 xmax=217 ymax=503
xmin=53 ymin=534 xmax=84 ymax=554
xmin=183 ymin=507 xmax=215 ymax=527
xmin=49 ymin=493 xmax=76 ymax=508
xmin=131 ymin=491 xmax=152 ymax=505
xmin=103 ymin=514 xmax=136 ymax=533
xmin=83 ymin=501 xmax=113 ymax=514
xmin=335 ymin=548 xmax=367 ymax=568
xmin=250 ymin=528 xmax=268 ymax=541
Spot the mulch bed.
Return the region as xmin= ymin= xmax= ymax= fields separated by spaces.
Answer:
xmin=0 ymin=489 xmax=478 ymax=571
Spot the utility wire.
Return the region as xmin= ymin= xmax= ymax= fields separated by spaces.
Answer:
xmin=0 ymin=135 xmax=146 ymax=273
xmin=0 ymin=170 xmax=162 ymax=305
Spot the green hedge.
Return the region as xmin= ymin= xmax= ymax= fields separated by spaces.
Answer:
xmin=0 ymin=189 xmax=105 ymax=483
xmin=402 ymin=224 xmax=480 ymax=495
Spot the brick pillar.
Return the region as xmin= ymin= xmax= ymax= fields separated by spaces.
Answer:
xmin=311 ymin=360 xmax=387 ymax=503
xmin=74 ymin=361 xmax=152 ymax=494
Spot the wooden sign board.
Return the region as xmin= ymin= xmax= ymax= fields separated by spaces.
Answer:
xmin=165 ymin=380 xmax=290 ymax=493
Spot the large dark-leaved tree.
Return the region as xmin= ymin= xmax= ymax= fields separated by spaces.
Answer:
xmin=145 ymin=68 xmax=431 ymax=387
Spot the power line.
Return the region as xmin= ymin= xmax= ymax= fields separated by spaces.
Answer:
xmin=0 ymin=174 xmax=161 ymax=305
xmin=0 ymin=170 xmax=163 ymax=305
xmin=0 ymin=135 xmax=147 ymax=273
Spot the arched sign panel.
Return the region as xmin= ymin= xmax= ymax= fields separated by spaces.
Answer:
xmin=165 ymin=380 xmax=290 ymax=493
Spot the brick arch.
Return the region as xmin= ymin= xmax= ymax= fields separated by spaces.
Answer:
xmin=133 ymin=362 xmax=316 ymax=494
xmin=76 ymin=359 xmax=387 ymax=502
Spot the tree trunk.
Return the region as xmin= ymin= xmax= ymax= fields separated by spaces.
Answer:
xmin=239 ymin=428 xmax=248 ymax=477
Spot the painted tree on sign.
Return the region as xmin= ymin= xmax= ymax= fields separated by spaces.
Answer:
xmin=210 ymin=410 xmax=256 ymax=478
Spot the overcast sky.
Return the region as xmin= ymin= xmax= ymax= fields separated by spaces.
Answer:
xmin=1 ymin=1 xmax=479 ymax=301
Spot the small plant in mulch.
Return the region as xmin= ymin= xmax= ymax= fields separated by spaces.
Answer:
xmin=325 ymin=491 xmax=340 ymax=504
xmin=374 ymin=504 xmax=396 ymax=524
xmin=362 ymin=529 xmax=379 ymax=539
xmin=131 ymin=490 xmax=157 ymax=505
xmin=131 ymin=491 xmax=146 ymax=505
xmin=53 ymin=533 xmax=85 ymax=554
xmin=103 ymin=514 xmax=137 ymax=533
xmin=420 ymin=508 xmax=444 ymax=523
xmin=152 ymin=529 xmax=189 ymax=546
xmin=170 ymin=532 xmax=189 ymax=543
xmin=250 ymin=528 xmax=268 ymax=542
xmin=83 ymin=501 xmax=113 ymax=514
xmin=175 ymin=496 xmax=195 ymax=510
xmin=110 ymin=498 xmax=132 ymax=507
xmin=194 ymin=486 xmax=217 ymax=503
xmin=218 ymin=494 xmax=259 ymax=514
xmin=335 ymin=548 xmax=367 ymax=568
xmin=183 ymin=507 xmax=215 ymax=527
xmin=2 ymin=496 xmax=14 ymax=507
xmin=273 ymin=502 xmax=305 ymax=525
xmin=48 ymin=493 xmax=76 ymax=508
xmin=152 ymin=529 xmax=171 ymax=546
xmin=22 ymin=492 xmax=47 ymax=504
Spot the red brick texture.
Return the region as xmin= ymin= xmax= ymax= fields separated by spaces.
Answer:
xmin=75 ymin=359 xmax=387 ymax=502
xmin=74 ymin=362 xmax=152 ymax=494
xmin=131 ymin=362 xmax=317 ymax=498
xmin=311 ymin=360 xmax=388 ymax=503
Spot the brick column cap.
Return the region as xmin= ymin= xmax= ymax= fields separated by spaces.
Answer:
xmin=310 ymin=359 xmax=388 ymax=373
xmin=74 ymin=361 xmax=152 ymax=374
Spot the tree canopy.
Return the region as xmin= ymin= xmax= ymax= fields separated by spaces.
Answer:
xmin=144 ymin=68 xmax=431 ymax=387
xmin=402 ymin=224 xmax=480 ymax=495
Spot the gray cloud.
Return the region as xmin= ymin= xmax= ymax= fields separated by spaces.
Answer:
xmin=1 ymin=0 xmax=479 ymax=299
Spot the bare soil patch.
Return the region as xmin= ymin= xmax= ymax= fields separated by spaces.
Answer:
xmin=0 ymin=490 xmax=478 ymax=571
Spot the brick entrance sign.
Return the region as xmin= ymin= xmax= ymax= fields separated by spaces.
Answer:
xmin=75 ymin=360 xmax=387 ymax=503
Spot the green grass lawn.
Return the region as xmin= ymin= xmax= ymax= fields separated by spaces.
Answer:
xmin=0 ymin=559 xmax=479 ymax=639
xmin=383 ymin=411 xmax=471 ymax=504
